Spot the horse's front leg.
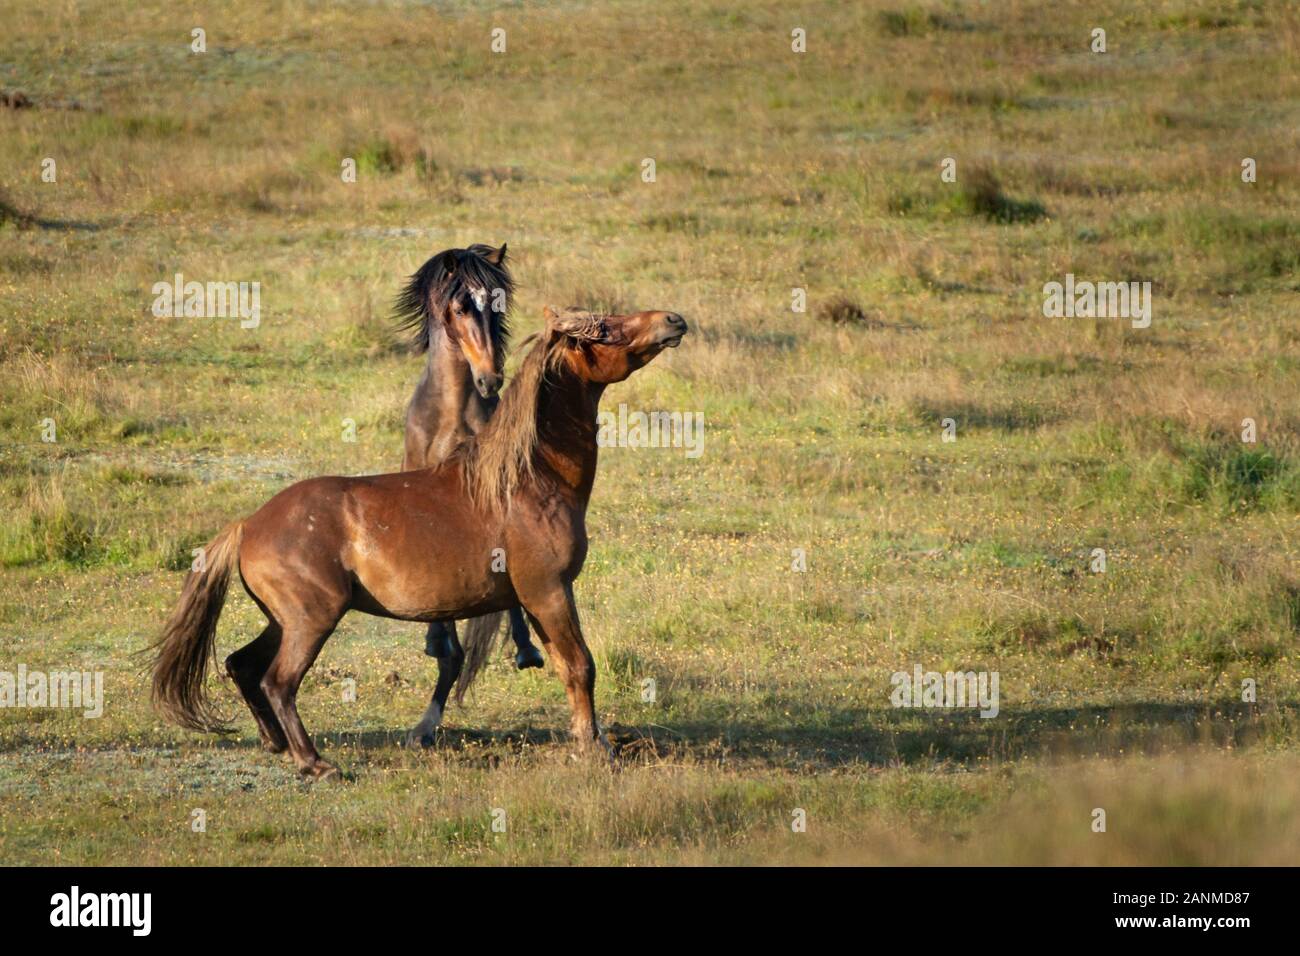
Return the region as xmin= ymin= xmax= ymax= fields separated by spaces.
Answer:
xmin=521 ymin=584 xmax=606 ymax=753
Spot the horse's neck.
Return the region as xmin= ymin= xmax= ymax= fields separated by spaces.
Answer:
xmin=410 ymin=329 xmax=487 ymax=455
xmin=532 ymin=371 xmax=605 ymax=506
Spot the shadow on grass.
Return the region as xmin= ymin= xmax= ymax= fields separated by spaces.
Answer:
xmin=0 ymin=190 xmax=101 ymax=232
xmin=300 ymin=700 xmax=1294 ymax=771
xmin=911 ymin=396 xmax=1061 ymax=431
xmin=6 ymin=702 xmax=1285 ymax=773
xmin=650 ymin=700 xmax=1289 ymax=768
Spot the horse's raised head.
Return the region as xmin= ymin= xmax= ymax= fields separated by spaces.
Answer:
xmin=543 ymin=305 xmax=688 ymax=384
xmin=395 ymin=243 xmax=513 ymax=398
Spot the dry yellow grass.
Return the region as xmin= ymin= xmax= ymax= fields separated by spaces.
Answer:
xmin=0 ymin=0 xmax=1298 ymax=864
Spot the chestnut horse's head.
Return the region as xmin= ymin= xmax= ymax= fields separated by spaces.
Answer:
xmin=542 ymin=305 xmax=688 ymax=383
xmin=463 ymin=305 xmax=688 ymax=511
xmin=394 ymin=243 xmax=513 ymax=397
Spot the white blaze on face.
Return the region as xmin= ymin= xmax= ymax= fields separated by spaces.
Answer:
xmin=469 ymin=285 xmax=488 ymax=314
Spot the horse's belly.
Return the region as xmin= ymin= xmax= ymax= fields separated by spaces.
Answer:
xmin=348 ymin=520 xmax=515 ymax=620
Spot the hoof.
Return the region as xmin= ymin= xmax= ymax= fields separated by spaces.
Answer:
xmin=569 ymin=731 xmax=608 ymax=758
xmin=301 ymin=762 xmax=342 ymax=782
xmin=404 ymin=729 xmax=438 ymax=749
xmin=514 ymin=645 xmax=545 ymax=670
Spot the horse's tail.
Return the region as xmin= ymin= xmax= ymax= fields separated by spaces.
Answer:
xmin=454 ymin=612 xmax=505 ymax=704
xmin=150 ymin=520 xmax=244 ymax=734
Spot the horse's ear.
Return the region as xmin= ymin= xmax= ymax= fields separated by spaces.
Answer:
xmin=543 ymin=305 xmax=560 ymax=323
xmin=485 ymin=243 xmax=507 ymax=265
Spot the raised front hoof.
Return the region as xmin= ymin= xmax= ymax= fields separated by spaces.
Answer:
xmin=514 ymin=645 xmax=545 ymax=670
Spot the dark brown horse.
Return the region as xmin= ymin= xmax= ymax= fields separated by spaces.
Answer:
xmin=393 ymin=242 xmax=542 ymax=748
xmin=151 ymin=306 xmax=688 ymax=778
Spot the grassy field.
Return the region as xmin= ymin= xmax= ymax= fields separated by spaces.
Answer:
xmin=1 ymin=0 xmax=1298 ymax=864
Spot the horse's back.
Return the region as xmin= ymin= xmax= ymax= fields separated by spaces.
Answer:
xmin=239 ymin=465 xmax=506 ymax=617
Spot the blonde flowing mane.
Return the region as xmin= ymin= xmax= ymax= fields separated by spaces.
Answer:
xmin=462 ymin=308 xmax=605 ymax=510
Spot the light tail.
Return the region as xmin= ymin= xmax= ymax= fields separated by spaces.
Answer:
xmin=150 ymin=521 xmax=244 ymax=733
xmin=454 ymin=612 xmax=506 ymax=704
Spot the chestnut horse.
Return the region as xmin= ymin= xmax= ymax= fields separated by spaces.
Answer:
xmin=393 ymin=242 xmax=542 ymax=749
xmin=151 ymin=306 xmax=688 ymax=778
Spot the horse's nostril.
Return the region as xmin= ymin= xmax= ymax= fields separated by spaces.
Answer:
xmin=666 ymin=313 xmax=686 ymax=328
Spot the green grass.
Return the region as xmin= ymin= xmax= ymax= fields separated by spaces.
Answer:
xmin=1 ymin=0 xmax=1298 ymax=865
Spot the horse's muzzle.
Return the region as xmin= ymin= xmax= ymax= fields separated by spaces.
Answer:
xmin=474 ymin=371 xmax=503 ymax=397
xmin=658 ymin=312 xmax=688 ymax=347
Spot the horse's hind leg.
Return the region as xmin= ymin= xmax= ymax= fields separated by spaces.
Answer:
xmin=225 ymin=624 xmax=287 ymax=753
xmin=407 ymin=622 xmax=462 ymax=748
xmin=261 ymin=623 xmax=340 ymax=779
xmin=507 ymin=606 xmax=544 ymax=670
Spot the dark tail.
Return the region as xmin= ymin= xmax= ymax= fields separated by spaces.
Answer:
xmin=454 ymin=612 xmax=505 ymax=704
xmin=150 ymin=521 xmax=244 ymax=733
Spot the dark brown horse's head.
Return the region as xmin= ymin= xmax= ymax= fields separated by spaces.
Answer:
xmin=542 ymin=306 xmax=688 ymax=383
xmin=394 ymin=243 xmax=513 ymax=397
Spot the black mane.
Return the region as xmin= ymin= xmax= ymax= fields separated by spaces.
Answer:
xmin=393 ymin=244 xmax=514 ymax=356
